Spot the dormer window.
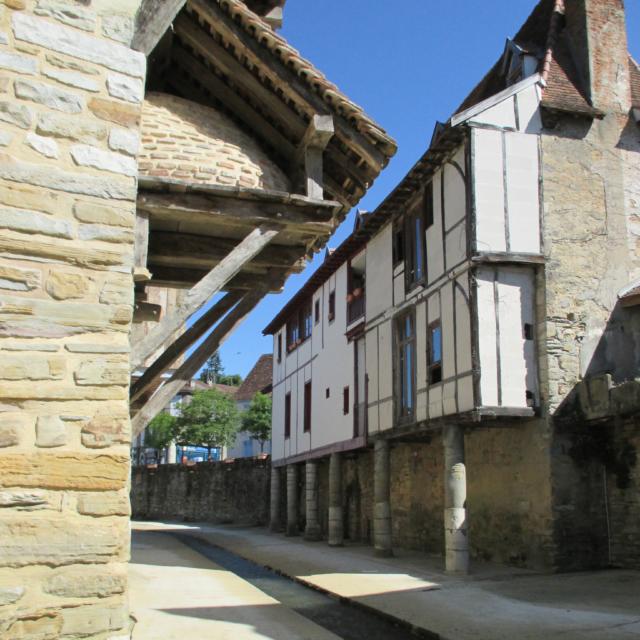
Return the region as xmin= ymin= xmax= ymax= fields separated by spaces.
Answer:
xmin=501 ymin=40 xmax=538 ymax=88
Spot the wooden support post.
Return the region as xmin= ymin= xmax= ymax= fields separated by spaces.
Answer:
xmin=295 ymin=115 xmax=334 ymax=199
xmin=130 ymin=290 xmax=243 ymax=404
xmin=131 ymin=289 xmax=266 ymax=437
xmin=131 ymin=0 xmax=186 ymax=55
xmin=134 ymin=210 xmax=151 ymax=282
xmin=130 ymin=225 xmax=279 ymax=370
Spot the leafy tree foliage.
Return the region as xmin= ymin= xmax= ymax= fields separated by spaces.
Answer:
xmin=176 ymin=388 xmax=239 ymax=459
xmin=144 ymin=412 xmax=177 ymax=461
xmin=217 ymin=373 xmax=243 ymax=386
xmin=242 ymin=392 xmax=272 ymax=453
xmin=199 ymin=352 xmax=243 ymax=386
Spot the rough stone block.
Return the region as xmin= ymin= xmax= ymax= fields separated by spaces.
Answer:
xmin=0 ymin=101 xmax=33 ymax=129
xmin=0 ymin=131 xmax=13 ymax=147
xmin=101 ymin=15 xmax=133 ymax=44
xmin=77 ymin=491 xmax=130 ymax=516
xmin=0 ymin=587 xmax=24 ymax=606
xmin=45 ymin=271 xmax=91 ymax=300
xmin=65 ymin=342 xmax=129 ymax=354
xmin=4 ymin=610 xmax=62 ymax=640
xmin=81 ymin=413 xmax=129 ymax=448
xmin=14 ymin=78 xmax=84 ymax=114
xmin=0 ymin=265 xmax=41 ymax=291
xmin=44 ymin=568 xmax=126 ymax=597
xmin=34 ymin=0 xmax=96 ymax=32
xmin=0 ymin=514 xmax=128 ymax=567
xmin=73 ymin=200 xmax=133 ymax=228
xmin=88 ymin=96 xmax=140 ymax=128
xmin=0 ymin=207 xmax=73 ymax=239
xmin=25 ymin=132 xmax=59 ymax=159
xmin=0 ymin=184 xmax=62 ymax=214
xmin=0 ymin=32 xmax=8 ymax=46
xmin=99 ymin=279 xmax=133 ymax=305
xmin=78 ymin=224 xmax=134 ymax=244
xmin=46 ymin=53 xmax=100 ymax=75
xmin=106 ymin=72 xmax=143 ymax=104
xmin=74 ymin=359 xmax=129 ymax=387
xmin=108 ymin=127 xmax=139 ymax=157
xmin=0 ymin=490 xmax=48 ymax=508
xmin=70 ymin=144 xmax=137 ymax=177
xmin=36 ymin=415 xmax=67 ymax=448
xmin=0 ymin=355 xmax=65 ymax=381
xmin=42 ymin=66 xmax=99 ymax=92
xmin=0 ymin=453 xmax=129 ymax=490
xmin=12 ymin=13 xmax=146 ymax=78
xmin=0 ymin=153 xmax=136 ymax=200
xmin=0 ymin=50 xmax=37 ymax=75
xmin=37 ymin=112 xmax=107 ymax=143
xmin=61 ymin=603 xmax=128 ymax=637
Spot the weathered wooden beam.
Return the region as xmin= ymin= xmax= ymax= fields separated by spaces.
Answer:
xmin=133 ymin=210 xmax=151 ymax=282
xmin=293 ymin=115 xmax=334 ymax=199
xmin=131 ymin=0 xmax=186 ymax=55
xmin=137 ymin=190 xmax=336 ymax=231
xmin=130 ymin=290 xmax=243 ymax=404
xmin=131 ymin=289 xmax=267 ymax=436
xmin=130 ymin=225 xmax=280 ymax=370
xmin=148 ymin=231 xmax=305 ymax=270
xmin=189 ymin=0 xmax=387 ymax=170
xmin=146 ymin=266 xmax=288 ymax=290
xmin=170 ymin=46 xmax=297 ymax=159
xmin=173 ymin=13 xmax=306 ymax=140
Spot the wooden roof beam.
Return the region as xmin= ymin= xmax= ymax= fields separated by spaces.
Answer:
xmin=132 ymin=0 xmax=186 ymax=55
xmin=131 ymin=288 xmax=268 ymax=436
xmin=130 ymin=224 xmax=280 ymax=370
xmin=190 ymin=0 xmax=387 ymax=170
xmin=148 ymin=231 xmax=306 ymax=271
xmin=146 ymin=266 xmax=288 ymax=290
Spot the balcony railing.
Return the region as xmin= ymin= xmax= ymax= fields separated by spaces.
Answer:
xmin=347 ymin=293 xmax=365 ymax=325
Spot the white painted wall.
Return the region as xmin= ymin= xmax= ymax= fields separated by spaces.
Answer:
xmin=366 ymin=225 xmax=392 ymax=320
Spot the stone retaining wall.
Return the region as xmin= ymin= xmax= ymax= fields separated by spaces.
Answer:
xmin=0 ymin=1 xmax=143 ymax=637
xmin=131 ymin=458 xmax=272 ymax=525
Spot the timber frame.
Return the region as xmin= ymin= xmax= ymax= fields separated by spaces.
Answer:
xmin=128 ymin=0 xmax=396 ymax=434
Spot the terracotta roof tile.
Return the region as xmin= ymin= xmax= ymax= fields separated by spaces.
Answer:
xmin=630 ymin=57 xmax=640 ymax=109
xmin=235 ymin=354 xmax=273 ymax=401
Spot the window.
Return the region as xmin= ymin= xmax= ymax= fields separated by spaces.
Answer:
xmin=314 ymin=299 xmax=320 ymax=324
xmin=395 ymin=311 xmax=416 ymax=420
xmin=328 ymin=290 xmax=336 ymax=322
xmin=392 ymin=221 xmax=405 ymax=266
xmin=405 ymin=206 xmax=425 ymax=288
xmin=284 ymin=392 xmax=291 ymax=439
xmin=286 ymin=300 xmax=313 ymax=351
xmin=277 ymin=333 xmax=282 ymax=362
xmin=428 ymin=321 xmax=443 ymax=385
xmin=343 ymin=386 xmax=350 ymax=415
xmin=523 ymin=323 xmax=534 ymax=340
xmin=326 ymin=387 xmax=330 ymax=399
xmin=423 ymin=182 xmax=434 ymax=229
xmin=303 ymin=381 xmax=312 ymax=432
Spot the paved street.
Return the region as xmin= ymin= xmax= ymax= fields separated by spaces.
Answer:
xmin=132 ymin=521 xmax=640 ymax=640
xmin=129 ymin=528 xmax=341 ymax=640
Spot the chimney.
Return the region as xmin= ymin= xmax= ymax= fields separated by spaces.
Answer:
xmin=564 ymin=0 xmax=632 ymax=113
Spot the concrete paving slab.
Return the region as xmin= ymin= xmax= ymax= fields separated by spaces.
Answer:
xmin=133 ymin=521 xmax=640 ymax=640
xmin=129 ymin=528 xmax=342 ymax=640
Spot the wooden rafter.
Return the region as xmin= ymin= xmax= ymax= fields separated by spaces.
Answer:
xmin=131 ymin=289 xmax=267 ymax=436
xmin=131 ymin=225 xmax=280 ymax=370
xmin=130 ymin=290 xmax=243 ymax=404
xmin=145 ymin=266 xmax=289 ymax=290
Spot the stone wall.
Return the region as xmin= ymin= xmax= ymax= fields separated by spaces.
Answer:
xmin=0 ymin=0 xmax=143 ymax=637
xmin=131 ymin=458 xmax=272 ymax=525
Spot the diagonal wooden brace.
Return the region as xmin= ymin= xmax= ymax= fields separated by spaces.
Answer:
xmin=131 ymin=289 xmax=267 ymax=437
xmin=130 ymin=224 xmax=280 ymax=370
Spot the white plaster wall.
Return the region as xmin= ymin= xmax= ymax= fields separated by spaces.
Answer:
xmin=366 ymin=226 xmax=393 ymax=320
xmin=426 ymin=171 xmax=445 ymax=284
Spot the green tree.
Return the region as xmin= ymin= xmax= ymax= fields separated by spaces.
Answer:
xmin=144 ymin=412 xmax=177 ymax=462
xmin=218 ymin=373 xmax=243 ymax=386
xmin=177 ymin=388 xmax=239 ymax=460
xmin=199 ymin=352 xmax=223 ymax=384
xmin=242 ymin=392 xmax=272 ymax=453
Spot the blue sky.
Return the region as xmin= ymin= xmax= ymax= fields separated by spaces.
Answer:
xmin=197 ymin=0 xmax=640 ymax=378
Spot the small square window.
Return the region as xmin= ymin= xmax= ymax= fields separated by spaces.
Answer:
xmin=277 ymin=333 xmax=282 ymax=362
xmin=284 ymin=393 xmax=291 ymax=439
xmin=392 ymin=222 xmax=405 ymax=266
xmin=314 ymin=299 xmax=320 ymax=324
xmin=523 ymin=323 xmax=534 ymax=340
xmin=343 ymin=386 xmax=350 ymax=415
xmin=326 ymin=388 xmax=330 ymax=399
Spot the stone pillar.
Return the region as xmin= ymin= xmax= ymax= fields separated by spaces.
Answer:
xmin=443 ymin=424 xmax=468 ymax=573
xmin=373 ymin=439 xmax=392 ymax=557
xmin=328 ymin=452 xmax=344 ymax=546
xmin=270 ymin=466 xmax=282 ymax=531
xmin=167 ymin=441 xmax=177 ymax=464
xmin=286 ymin=464 xmax=299 ymax=536
xmin=304 ymin=460 xmax=321 ymax=541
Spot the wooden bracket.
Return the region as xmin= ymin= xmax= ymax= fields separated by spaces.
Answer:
xmin=293 ymin=114 xmax=335 ymax=199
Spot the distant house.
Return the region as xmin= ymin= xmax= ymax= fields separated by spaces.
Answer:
xmin=225 ymin=354 xmax=273 ymax=459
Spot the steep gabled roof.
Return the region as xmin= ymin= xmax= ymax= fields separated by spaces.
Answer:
xmin=235 ymin=354 xmax=273 ymax=401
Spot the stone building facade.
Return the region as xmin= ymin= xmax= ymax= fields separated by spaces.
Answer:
xmin=265 ymin=0 xmax=640 ymax=573
xmin=0 ymin=1 xmax=143 ymax=637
